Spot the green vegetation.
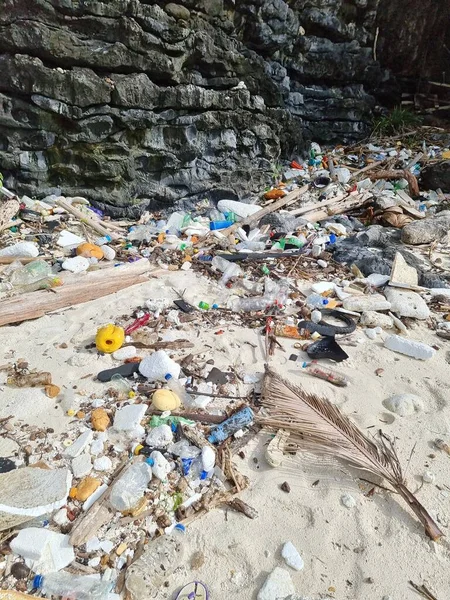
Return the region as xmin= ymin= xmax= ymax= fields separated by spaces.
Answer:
xmin=371 ymin=107 xmax=422 ymax=137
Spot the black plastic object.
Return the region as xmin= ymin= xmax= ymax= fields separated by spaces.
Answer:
xmin=0 ymin=457 xmax=16 ymax=473
xmin=216 ymin=250 xmax=304 ymax=263
xmin=298 ymin=309 xmax=356 ymax=337
xmin=97 ymin=362 xmax=140 ymax=382
xmin=313 ymin=176 xmax=331 ymax=188
xmin=174 ymin=299 xmax=194 ymax=313
xmin=306 ymin=337 xmax=349 ymax=362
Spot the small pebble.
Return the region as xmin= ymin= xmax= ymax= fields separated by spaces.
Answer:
xmin=281 ymin=541 xmax=304 ymax=571
xmin=317 ymin=259 xmax=328 ymax=268
xmin=341 ymin=493 xmax=356 ymax=508
xmin=93 ymin=456 xmax=112 ymax=472
xmin=280 ymin=481 xmax=291 ymax=493
xmin=311 ymin=310 xmax=322 ymax=324
xmin=11 ymin=562 xmax=30 ymax=580
xmin=423 ymin=471 xmax=435 ymax=484
xmin=365 ymin=328 xmax=377 ymax=340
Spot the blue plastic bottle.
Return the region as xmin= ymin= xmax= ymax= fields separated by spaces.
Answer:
xmin=208 ymin=407 xmax=254 ymax=444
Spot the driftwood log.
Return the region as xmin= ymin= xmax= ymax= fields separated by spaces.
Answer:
xmin=0 ymin=259 xmax=153 ymax=327
xmin=370 ymin=169 xmax=420 ymax=197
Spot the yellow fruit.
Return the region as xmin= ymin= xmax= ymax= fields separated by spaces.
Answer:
xmin=152 ymin=389 xmax=181 ymax=411
xmin=95 ymin=323 xmax=125 ymax=353
xmin=77 ymin=242 xmax=104 ymax=259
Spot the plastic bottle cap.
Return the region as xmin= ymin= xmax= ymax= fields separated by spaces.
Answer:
xmin=145 ymin=457 xmax=155 ymax=466
xmin=164 ymin=373 xmax=173 ymax=381
xmin=200 ymin=470 xmax=208 ymax=480
xmin=33 ymin=575 xmax=43 ymax=589
xmin=174 ymin=523 xmax=186 ymax=533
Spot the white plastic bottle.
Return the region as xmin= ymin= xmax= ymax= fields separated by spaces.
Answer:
xmin=33 ymin=572 xmax=111 ymax=600
xmin=201 ymin=446 xmax=216 ymax=479
xmin=126 ymin=525 xmax=186 ymax=599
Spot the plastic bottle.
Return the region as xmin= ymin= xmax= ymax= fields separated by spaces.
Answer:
xmin=168 ymin=439 xmax=201 ymax=459
xmin=201 ymin=446 xmax=216 ymax=479
xmin=165 ymin=374 xmax=196 ymax=408
xmin=210 ymin=220 xmax=232 ymax=231
xmin=211 ymin=256 xmax=242 ymax=285
xmin=33 ymin=572 xmax=111 ymax=600
xmin=305 ymin=293 xmax=330 ymax=309
xmin=229 ymin=296 xmax=271 ymax=312
xmin=208 ymin=407 xmax=254 ymax=444
xmin=94 ymin=235 xmax=112 ymax=246
xmin=198 ymin=301 xmax=210 ymax=310
xmin=9 ymin=259 xmax=51 ymax=287
xmin=109 ymin=461 xmax=152 ymax=512
xmin=302 ymin=361 xmax=349 ymax=387
xmin=125 ymin=525 xmax=185 ymax=598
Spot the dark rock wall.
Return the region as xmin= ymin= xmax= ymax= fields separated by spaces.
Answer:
xmin=0 ymin=0 xmax=438 ymax=214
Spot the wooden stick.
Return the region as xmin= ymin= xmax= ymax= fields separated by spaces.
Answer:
xmin=0 ymin=259 xmax=152 ymax=327
xmin=56 ymin=198 xmax=121 ymax=240
xmin=219 ymin=185 xmax=309 ymax=237
xmin=348 ymin=160 xmax=384 ymax=182
xmin=70 ymin=458 xmax=133 ymax=546
xmin=0 ymin=255 xmax=52 ymax=265
xmin=289 ymin=193 xmax=347 ymax=216
xmin=300 ymin=193 xmax=370 ymax=223
xmin=370 ymin=170 xmax=419 ymax=197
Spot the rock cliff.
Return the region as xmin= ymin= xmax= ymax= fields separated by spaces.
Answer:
xmin=0 ymin=1 xmax=445 ymax=215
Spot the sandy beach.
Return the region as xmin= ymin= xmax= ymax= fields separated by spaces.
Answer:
xmin=1 ymin=268 xmax=449 ymax=600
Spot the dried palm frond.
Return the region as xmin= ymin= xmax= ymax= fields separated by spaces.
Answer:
xmin=259 ymin=366 xmax=443 ymax=541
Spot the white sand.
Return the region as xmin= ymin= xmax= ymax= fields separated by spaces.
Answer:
xmin=1 ymin=270 xmax=449 ymax=599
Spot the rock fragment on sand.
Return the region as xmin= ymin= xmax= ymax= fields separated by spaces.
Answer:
xmin=384 ymin=288 xmax=430 ymax=320
xmin=389 ymin=252 xmax=418 ymax=286
xmin=360 ymin=311 xmax=394 ymax=329
xmin=257 ymin=566 xmax=296 ymax=600
xmin=71 ymin=453 xmax=92 ymax=479
xmin=423 ymin=471 xmax=435 ymax=484
xmin=64 ymin=430 xmax=93 ymax=458
xmin=383 ymin=394 xmax=424 ymax=417
xmin=281 ymin=541 xmax=304 ymax=571
xmin=343 ymin=294 xmax=391 ymax=312
xmin=341 ymin=493 xmax=356 ymax=508
xmin=401 ymin=210 xmax=450 ymax=244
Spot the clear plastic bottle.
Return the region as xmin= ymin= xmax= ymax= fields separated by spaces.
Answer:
xmin=229 ymin=296 xmax=271 ymax=312
xmin=94 ymin=235 xmax=112 ymax=246
xmin=165 ymin=374 xmax=196 ymax=408
xmin=302 ymin=361 xmax=349 ymax=387
xmin=211 ymin=256 xmax=242 ymax=285
xmin=126 ymin=525 xmax=186 ymax=599
xmin=9 ymin=259 xmax=51 ymax=287
xmin=33 ymin=572 xmax=111 ymax=600
xmin=168 ymin=439 xmax=201 ymax=459
xmin=305 ymin=293 xmax=330 ymax=309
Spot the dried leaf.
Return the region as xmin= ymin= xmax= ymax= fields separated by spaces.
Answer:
xmin=259 ymin=367 xmax=443 ymax=540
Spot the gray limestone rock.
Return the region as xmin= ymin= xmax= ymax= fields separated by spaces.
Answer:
xmin=401 ymin=212 xmax=450 ymax=245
